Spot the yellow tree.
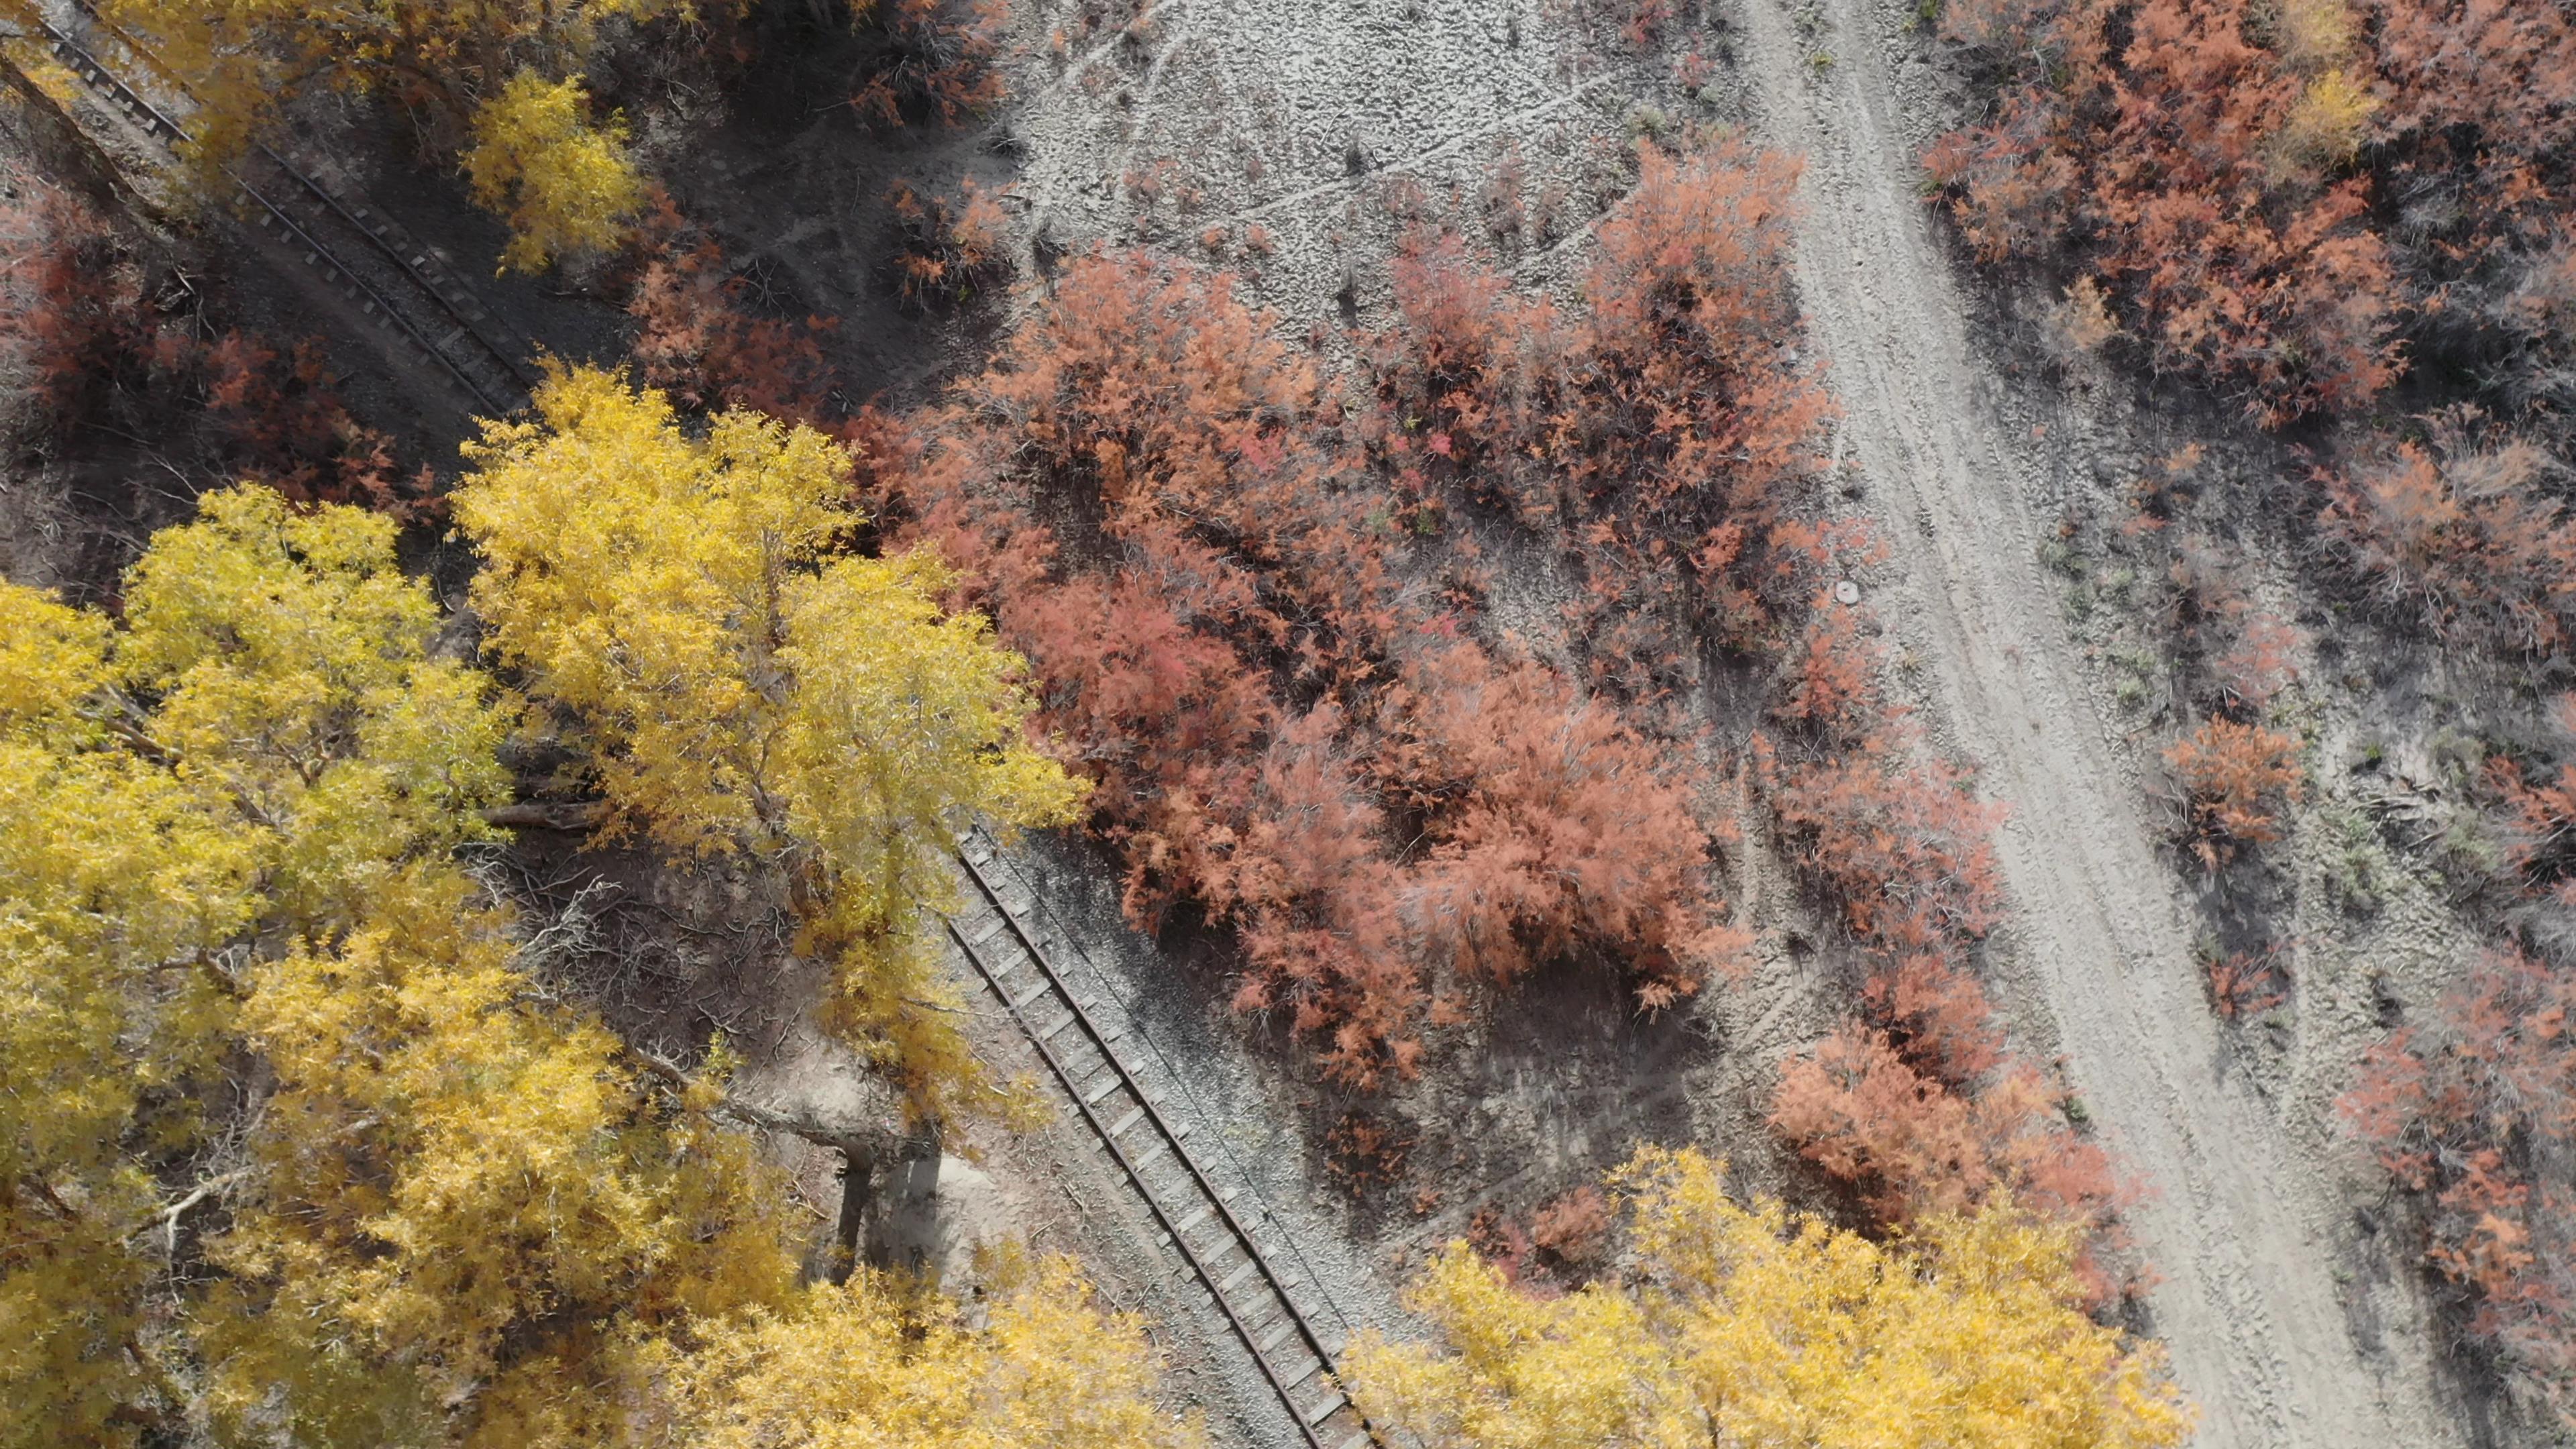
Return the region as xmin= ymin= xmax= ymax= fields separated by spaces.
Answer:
xmin=644 ymin=1254 xmax=1203 ymax=1449
xmin=465 ymin=71 xmax=647 ymax=272
xmin=453 ymin=366 xmax=1084 ymax=1120
xmin=2 ymin=486 xmax=515 ymax=1444
xmin=199 ymin=874 xmax=800 ymax=1448
xmin=3 ymin=482 xmax=1179 ymax=1449
xmin=1344 ymin=1145 xmax=2191 ymax=1449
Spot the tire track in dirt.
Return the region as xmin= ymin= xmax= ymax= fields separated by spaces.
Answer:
xmin=1729 ymin=0 xmax=2460 ymax=1442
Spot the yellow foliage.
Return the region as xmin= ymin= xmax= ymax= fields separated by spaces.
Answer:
xmin=643 ymin=1254 xmax=1202 ymax=1449
xmin=2274 ymin=68 xmax=2379 ymax=172
xmin=466 ymin=71 xmax=647 ymax=273
xmin=0 ymin=486 xmax=516 ymax=1446
xmin=455 ymin=366 xmax=1084 ymax=1120
xmin=201 ymin=872 xmax=799 ymax=1447
xmin=2 ymin=482 xmax=1161 ymax=1448
xmin=1345 ymin=1146 xmax=2191 ymax=1449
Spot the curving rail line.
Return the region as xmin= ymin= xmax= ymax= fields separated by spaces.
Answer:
xmin=23 ymin=9 xmax=537 ymax=417
xmin=949 ymin=830 xmax=1377 ymax=1449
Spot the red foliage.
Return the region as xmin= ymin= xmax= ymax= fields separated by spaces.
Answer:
xmin=1926 ymin=0 xmax=2400 ymax=424
xmin=868 ymin=241 xmax=1761 ymax=1085
xmin=625 ymin=197 xmax=837 ymax=423
xmin=2317 ymin=421 xmax=2576 ymax=655
xmin=1772 ymin=590 xmax=1890 ymax=744
xmin=2206 ymin=941 xmax=2293 ymax=1020
xmin=1395 ymin=643 xmax=1750 ymax=1007
xmin=1530 ymin=1185 xmax=1612 ymax=1267
xmin=2492 ymin=756 xmax=2576 ymax=899
xmin=0 ymin=176 xmax=416 ymax=514
xmin=2164 ymin=716 xmax=2304 ymax=851
xmin=2343 ymin=945 xmax=2576 ymax=1407
xmin=1373 ymin=146 xmax=1834 ymax=702
xmin=0 ymin=178 xmax=160 ymax=421
xmin=1862 ymin=949 xmax=2009 ymax=1083
xmin=2211 ymin=610 xmax=2302 ymax=714
xmin=888 ymin=176 xmax=1010 ymax=306
xmin=1760 ymin=734 xmax=2006 ymax=954
xmin=850 ymin=0 xmax=1008 ymax=127
xmin=1770 ymin=1025 xmax=2128 ymax=1284
xmin=1934 ymin=0 xmax=2576 ymax=430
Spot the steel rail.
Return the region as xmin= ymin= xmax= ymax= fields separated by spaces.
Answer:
xmin=948 ymin=835 xmax=1375 ymax=1449
xmin=27 ymin=15 xmax=528 ymax=414
xmin=61 ymin=0 xmax=541 ymax=401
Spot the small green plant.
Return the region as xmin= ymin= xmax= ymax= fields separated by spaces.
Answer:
xmin=2038 ymin=537 xmax=2088 ymax=581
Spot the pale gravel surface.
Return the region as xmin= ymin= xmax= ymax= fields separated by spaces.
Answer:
xmin=1727 ymin=0 xmax=2466 ymax=1441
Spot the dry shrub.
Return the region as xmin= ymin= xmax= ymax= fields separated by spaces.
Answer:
xmin=624 ymin=196 xmax=837 ymax=423
xmin=1770 ymin=1024 xmax=2128 ymax=1296
xmin=2343 ymin=945 xmax=2576 ymax=1414
xmin=0 ymin=177 xmax=416 ymax=514
xmin=1529 ymin=1185 xmax=1611 ymax=1268
xmin=2165 ymin=716 xmax=2304 ymax=853
xmin=2318 ymin=421 xmax=2576 ymax=656
xmin=867 ymin=238 xmax=1759 ymax=1085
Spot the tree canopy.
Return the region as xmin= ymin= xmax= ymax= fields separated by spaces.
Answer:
xmin=453 ymin=365 xmax=1084 ymax=1120
xmin=0 ymin=482 xmax=1171 ymax=1449
xmin=1344 ymin=1145 xmax=2190 ymax=1449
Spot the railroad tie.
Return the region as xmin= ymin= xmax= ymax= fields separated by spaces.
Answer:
xmin=1079 ymin=1071 xmax=1122 ymax=1107
xmin=1333 ymin=1430 xmax=1373 ymax=1449
xmin=1218 ymin=1258 xmax=1260 ymax=1295
xmin=1256 ymin=1318 xmax=1299 ymax=1356
xmin=1283 ymin=1354 xmax=1326 ymax=1389
xmin=1300 ymin=1390 xmax=1346 ymax=1428
xmin=1105 ymin=1106 xmax=1144 ymax=1138
xmin=1170 ymin=1205 xmax=1214 ymax=1238
xmin=1036 ymin=1010 xmax=1079 ymax=1041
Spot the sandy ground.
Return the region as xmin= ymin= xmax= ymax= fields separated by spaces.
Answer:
xmin=1725 ymin=0 xmax=2469 ymax=1441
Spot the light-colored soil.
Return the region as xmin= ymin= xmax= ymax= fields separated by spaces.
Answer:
xmin=1726 ymin=0 xmax=2467 ymax=1441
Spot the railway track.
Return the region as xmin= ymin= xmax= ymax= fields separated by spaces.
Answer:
xmin=22 ymin=8 xmax=538 ymax=418
xmin=947 ymin=831 xmax=1376 ymax=1449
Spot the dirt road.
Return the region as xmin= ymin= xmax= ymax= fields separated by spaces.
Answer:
xmin=1729 ymin=0 xmax=2461 ymax=1442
